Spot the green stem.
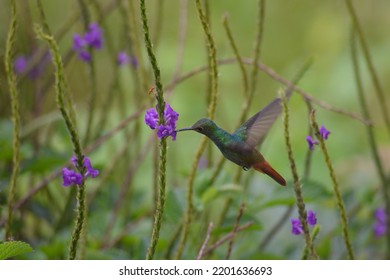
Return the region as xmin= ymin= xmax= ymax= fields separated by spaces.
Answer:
xmin=281 ymin=92 xmax=318 ymax=260
xmin=302 ymin=225 xmax=320 ymax=260
xmin=258 ymin=59 xmax=313 ymax=251
xmin=214 ymin=0 xmax=266 ymax=232
xmin=140 ymin=0 xmax=168 ymax=260
xmin=226 ymin=202 xmax=245 ymax=259
xmin=345 ymin=0 xmax=390 ymax=138
xmin=222 ymin=12 xmax=251 ymax=185
xmin=68 ymin=184 xmax=87 ymax=260
xmin=36 ymin=0 xmax=52 ymax=34
xmin=175 ymin=0 xmax=219 ymax=259
xmin=175 ymin=137 xmax=207 ymax=259
xmin=310 ymin=110 xmax=354 ymax=259
xmin=222 ymin=14 xmax=248 ymax=95
xmin=35 ymin=25 xmax=86 ymax=260
xmin=128 ymin=0 xmax=149 ymax=94
xmin=249 ymin=0 xmax=265 ymax=97
xmin=76 ymin=0 xmax=98 ymax=146
xmin=350 ymin=28 xmax=390 ymax=259
xmin=4 ymin=0 xmax=20 ymax=240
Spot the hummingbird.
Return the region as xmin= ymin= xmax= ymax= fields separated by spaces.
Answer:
xmin=176 ymin=94 xmax=289 ymax=186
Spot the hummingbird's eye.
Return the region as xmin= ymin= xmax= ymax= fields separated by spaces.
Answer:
xmin=197 ymin=127 xmax=203 ymax=132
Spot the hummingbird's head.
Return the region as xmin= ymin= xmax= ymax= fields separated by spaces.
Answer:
xmin=176 ymin=118 xmax=217 ymax=136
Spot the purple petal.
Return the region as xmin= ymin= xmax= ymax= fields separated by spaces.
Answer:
xmin=307 ymin=210 xmax=317 ymax=226
xmin=319 ymin=125 xmax=331 ymax=140
xmin=84 ymin=23 xmax=103 ymax=49
xmin=157 ymin=124 xmax=177 ymax=140
xmin=62 ymin=168 xmax=83 ymax=187
xmin=117 ymin=51 xmax=129 ymax=66
xmin=73 ymin=34 xmax=86 ymax=51
xmin=83 ymin=156 xmax=99 ymax=178
xmin=291 ymin=219 xmax=304 ymax=235
xmin=374 ymin=222 xmax=387 ymax=237
xmin=164 ymin=104 xmax=179 ymax=126
xmin=306 ymin=135 xmax=318 ymax=151
xmin=14 ymin=55 xmax=27 ymax=74
xmin=71 ymin=156 xmax=78 ymax=167
xmin=374 ymin=208 xmax=386 ymax=224
xmin=145 ymin=108 xmax=159 ymax=130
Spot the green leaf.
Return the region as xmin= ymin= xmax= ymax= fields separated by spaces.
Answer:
xmin=0 ymin=241 xmax=33 ymax=260
xmin=201 ymin=186 xmax=218 ymax=204
xmin=258 ymin=198 xmax=296 ymax=209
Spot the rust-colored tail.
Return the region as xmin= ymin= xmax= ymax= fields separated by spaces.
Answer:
xmin=253 ymin=160 xmax=286 ymax=186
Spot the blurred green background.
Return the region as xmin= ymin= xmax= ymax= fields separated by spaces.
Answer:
xmin=1 ymin=0 xmax=390 ymax=259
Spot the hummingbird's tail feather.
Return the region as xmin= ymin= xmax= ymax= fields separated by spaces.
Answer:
xmin=253 ymin=161 xmax=286 ymax=186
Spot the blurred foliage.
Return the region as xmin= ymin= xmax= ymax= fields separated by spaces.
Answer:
xmin=0 ymin=0 xmax=390 ymax=259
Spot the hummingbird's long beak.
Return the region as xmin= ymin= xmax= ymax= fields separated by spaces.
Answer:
xmin=175 ymin=127 xmax=194 ymax=132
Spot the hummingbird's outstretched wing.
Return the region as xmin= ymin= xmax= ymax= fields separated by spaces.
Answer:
xmin=233 ymin=93 xmax=291 ymax=148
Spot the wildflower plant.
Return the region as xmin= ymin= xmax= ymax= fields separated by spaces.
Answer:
xmin=72 ymin=22 xmax=103 ymax=62
xmin=62 ymin=156 xmax=99 ymax=187
xmin=3 ymin=0 xmax=390 ymax=262
xmin=145 ymin=103 xmax=179 ymax=140
xmin=306 ymin=135 xmax=318 ymax=150
xmin=291 ymin=210 xmax=317 ymax=235
xmin=306 ymin=125 xmax=330 ymax=150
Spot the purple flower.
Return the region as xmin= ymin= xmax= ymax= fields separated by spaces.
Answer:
xmin=73 ymin=34 xmax=86 ymax=51
xmin=71 ymin=155 xmax=99 ymax=178
xmin=63 ymin=155 xmax=99 ymax=187
xmin=62 ymin=168 xmax=83 ymax=187
xmin=117 ymin=51 xmax=129 ymax=66
xmin=145 ymin=108 xmax=159 ymax=130
xmin=13 ymin=53 xmax=51 ymax=79
xmin=84 ymin=23 xmax=103 ymax=49
xmin=14 ymin=55 xmax=27 ymax=74
xmin=319 ymin=125 xmax=331 ymax=140
xmin=291 ymin=210 xmax=317 ymax=235
xmin=306 ymin=135 xmax=318 ymax=150
xmin=164 ymin=104 xmax=179 ymax=124
xmin=307 ymin=210 xmax=317 ymax=226
xmin=291 ymin=219 xmax=304 ymax=235
xmin=157 ymin=124 xmax=177 ymax=141
xmin=374 ymin=208 xmax=387 ymax=237
xmin=72 ymin=23 xmax=103 ymax=62
xmin=73 ymin=34 xmax=91 ymax=62
xmin=144 ymin=103 xmax=179 ymax=140
xmin=83 ymin=157 xmax=99 ymax=178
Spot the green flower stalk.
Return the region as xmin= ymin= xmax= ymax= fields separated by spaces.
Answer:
xmin=35 ymin=25 xmax=87 ymax=260
xmin=345 ymin=0 xmax=390 ymax=138
xmin=4 ymin=0 xmax=20 ymax=240
xmin=350 ymin=28 xmax=390 ymax=259
xmin=310 ymin=110 xmax=354 ymax=260
xmin=140 ymin=0 xmax=169 ymax=260
xmin=175 ymin=0 xmax=219 ymax=259
xmin=213 ymin=0 xmax=266 ymax=236
xmin=281 ymin=92 xmax=318 ymax=260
